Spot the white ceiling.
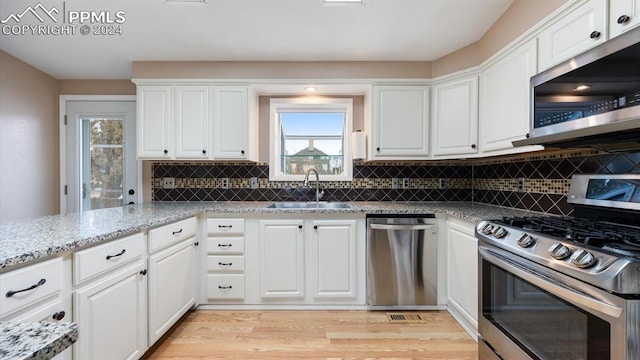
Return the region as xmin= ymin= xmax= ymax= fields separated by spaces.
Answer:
xmin=0 ymin=0 xmax=514 ymax=79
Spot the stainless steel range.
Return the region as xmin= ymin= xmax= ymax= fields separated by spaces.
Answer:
xmin=476 ymin=174 xmax=640 ymax=360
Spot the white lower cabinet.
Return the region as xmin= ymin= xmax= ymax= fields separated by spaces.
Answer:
xmin=446 ymin=216 xmax=478 ymax=336
xmin=259 ymin=219 xmax=305 ymax=299
xmin=206 ymin=218 xmax=246 ymax=302
xmin=74 ymin=261 xmax=147 ymax=360
xmin=254 ymin=216 xmax=364 ymax=305
xmin=73 ymin=232 xmax=147 ymax=360
xmin=148 ymin=238 xmax=195 ymax=344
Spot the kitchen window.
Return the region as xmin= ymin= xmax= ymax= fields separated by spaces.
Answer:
xmin=269 ymin=98 xmax=353 ymax=181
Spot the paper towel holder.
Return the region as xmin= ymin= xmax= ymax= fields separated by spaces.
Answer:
xmin=352 ymin=130 xmax=367 ymax=160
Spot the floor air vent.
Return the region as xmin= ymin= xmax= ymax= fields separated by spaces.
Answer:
xmin=386 ymin=313 xmax=427 ymax=323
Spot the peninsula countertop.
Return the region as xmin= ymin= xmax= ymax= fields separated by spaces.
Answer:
xmin=0 ymin=201 xmax=539 ymax=271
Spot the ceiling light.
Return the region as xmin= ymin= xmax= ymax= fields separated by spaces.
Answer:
xmin=573 ymin=85 xmax=591 ymax=91
xmin=304 ymin=86 xmax=317 ymax=92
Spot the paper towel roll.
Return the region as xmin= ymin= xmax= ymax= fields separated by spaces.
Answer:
xmin=352 ymin=131 xmax=367 ymax=160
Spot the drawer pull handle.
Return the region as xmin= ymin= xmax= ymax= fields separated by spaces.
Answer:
xmin=218 ymin=225 xmax=233 ymax=229
xmin=106 ymin=249 xmax=126 ymax=260
xmin=6 ymin=278 xmax=46 ymax=298
xmin=218 ymin=262 xmax=233 ymax=266
xmin=172 ymin=229 xmax=183 ymax=235
xmin=218 ymin=285 xmax=233 ymax=290
xmin=218 ymin=244 xmax=232 ymax=248
xmin=52 ymin=311 xmax=66 ymax=321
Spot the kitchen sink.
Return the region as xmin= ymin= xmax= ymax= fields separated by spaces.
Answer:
xmin=265 ymin=202 xmax=353 ymax=209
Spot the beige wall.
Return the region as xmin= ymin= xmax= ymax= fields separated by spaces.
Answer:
xmin=0 ymin=51 xmax=59 ymax=223
xmin=432 ymin=0 xmax=569 ymax=77
xmin=58 ymin=80 xmax=136 ymax=95
xmin=133 ymin=61 xmax=432 ymax=79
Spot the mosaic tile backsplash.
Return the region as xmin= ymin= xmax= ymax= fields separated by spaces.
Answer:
xmin=152 ymin=150 xmax=640 ymax=216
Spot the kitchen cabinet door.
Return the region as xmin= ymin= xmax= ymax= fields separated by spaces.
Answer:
xmin=259 ymin=220 xmax=305 ymax=299
xmin=310 ymin=220 xmax=357 ymax=300
xmin=174 ymin=86 xmax=210 ymax=159
xmin=446 ymin=217 xmax=478 ymax=333
xmin=538 ymin=0 xmax=607 ymax=72
xmin=136 ymin=85 xmax=172 ymax=159
xmin=432 ymin=76 xmax=479 ymax=156
xmin=211 ymin=86 xmax=250 ymax=159
xmin=74 ymin=261 xmax=147 ymax=360
xmin=148 ymin=238 xmax=195 ymax=344
xmin=610 ymin=0 xmax=640 ymax=38
xmin=370 ymin=85 xmax=430 ymax=159
xmin=479 ymin=39 xmax=539 ymax=154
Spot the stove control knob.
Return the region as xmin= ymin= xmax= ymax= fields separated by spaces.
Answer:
xmin=548 ymin=242 xmax=571 ymax=260
xmin=481 ymin=223 xmax=494 ymax=235
xmin=570 ymin=249 xmax=597 ymax=268
xmin=492 ymin=227 xmax=508 ymax=238
xmin=517 ymin=233 xmax=535 ymax=248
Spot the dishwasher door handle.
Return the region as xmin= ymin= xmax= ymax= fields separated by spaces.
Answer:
xmin=369 ymin=224 xmax=435 ymax=231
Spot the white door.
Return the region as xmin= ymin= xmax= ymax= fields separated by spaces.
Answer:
xmin=65 ymin=101 xmax=138 ymax=213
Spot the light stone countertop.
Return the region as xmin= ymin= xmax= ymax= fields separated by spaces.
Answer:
xmin=0 ymin=201 xmax=540 ymax=271
xmin=0 ymin=322 xmax=78 ymax=360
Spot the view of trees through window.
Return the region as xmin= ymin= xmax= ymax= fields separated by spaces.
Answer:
xmin=86 ymin=118 xmax=124 ymax=210
xmin=279 ymin=112 xmax=345 ymax=175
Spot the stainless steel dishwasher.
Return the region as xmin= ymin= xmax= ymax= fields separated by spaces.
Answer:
xmin=367 ymin=214 xmax=438 ymax=308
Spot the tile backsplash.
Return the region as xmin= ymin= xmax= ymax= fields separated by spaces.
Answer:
xmin=152 ymin=149 xmax=639 ymax=216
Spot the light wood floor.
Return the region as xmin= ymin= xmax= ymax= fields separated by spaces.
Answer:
xmin=144 ymin=310 xmax=478 ymax=359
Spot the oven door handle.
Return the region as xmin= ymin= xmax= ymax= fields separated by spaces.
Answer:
xmin=479 ymin=246 xmax=624 ymax=319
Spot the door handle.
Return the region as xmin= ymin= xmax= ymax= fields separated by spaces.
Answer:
xmin=369 ymin=224 xmax=434 ymax=231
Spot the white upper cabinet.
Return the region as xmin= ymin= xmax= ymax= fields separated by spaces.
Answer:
xmin=479 ymin=39 xmax=540 ymax=154
xmin=174 ymin=86 xmax=209 ymax=159
xmin=211 ymin=86 xmax=249 ymax=159
xmin=136 ymin=86 xmax=172 ymax=159
xmin=609 ymin=0 xmax=640 ymax=38
xmin=538 ymin=0 xmax=607 ymax=72
xmin=135 ymin=83 xmax=255 ymax=161
xmin=431 ymin=76 xmax=479 ymax=157
xmin=370 ymin=85 xmax=430 ymax=159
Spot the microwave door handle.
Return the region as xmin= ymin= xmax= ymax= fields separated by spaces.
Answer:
xmin=369 ymin=224 xmax=435 ymax=231
xmin=479 ymin=246 xmax=623 ymax=319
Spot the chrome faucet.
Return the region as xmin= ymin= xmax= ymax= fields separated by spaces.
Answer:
xmin=303 ymin=168 xmax=324 ymax=204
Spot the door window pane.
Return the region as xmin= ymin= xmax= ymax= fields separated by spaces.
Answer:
xmin=84 ymin=118 xmax=124 ymax=210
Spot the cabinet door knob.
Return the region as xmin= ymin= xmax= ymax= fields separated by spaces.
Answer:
xmin=471 ymin=144 xmax=477 ymax=149
xmin=140 ymin=269 xmax=147 ymax=276
xmin=52 ymin=311 xmax=66 ymax=321
xmin=241 ymin=150 xmax=245 ymax=155
xmin=376 ymin=147 xmax=381 ymax=152
xmin=194 ymin=242 xmax=199 ymax=247
xmin=617 ymin=15 xmax=630 ymax=24
xmin=589 ymin=31 xmax=601 ymax=39
xmin=525 ymin=133 xmax=530 ymax=139
xmin=298 ymin=225 xmax=303 ymax=229
xmin=313 ymin=225 xmax=318 ymax=230
xmin=202 ymin=149 xmax=207 ymax=154
xmin=163 ymin=149 xmax=169 ymax=154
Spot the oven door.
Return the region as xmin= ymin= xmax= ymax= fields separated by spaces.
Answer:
xmin=478 ymin=242 xmax=632 ymax=360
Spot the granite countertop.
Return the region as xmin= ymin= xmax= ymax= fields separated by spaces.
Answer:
xmin=0 ymin=322 xmax=78 ymax=360
xmin=0 ymin=201 xmax=539 ymax=270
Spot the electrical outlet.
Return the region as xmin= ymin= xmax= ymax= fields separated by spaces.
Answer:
xmin=517 ymin=177 xmax=525 ymax=193
xmin=438 ymin=178 xmax=447 ymax=189
xmin=391 ymin=178 xmax=399 ymax=189
xmin=163 ymin=177 xmax=175 ymax=189
xmin=220 ymin=178 xmax=229 ymax=189
xmin=250 ymin=177 xmax=258 ymax=189
xmin=402 ymin=178 xmax=410 ymax=189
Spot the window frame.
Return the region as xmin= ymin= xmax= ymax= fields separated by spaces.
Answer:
xmin=269 ymin=97 xmax=353 ymax=181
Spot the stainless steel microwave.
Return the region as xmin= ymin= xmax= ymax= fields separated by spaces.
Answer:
xmin=514 ymin=26 xmax=640 ymax=149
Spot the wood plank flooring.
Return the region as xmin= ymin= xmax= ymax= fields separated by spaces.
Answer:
xmin=144 ymin=310 xmax=478 ymax=359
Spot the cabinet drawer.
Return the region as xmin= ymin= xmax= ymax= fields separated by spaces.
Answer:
xmin=0 ymin=257 xmax=63 ymax=318
xmin=74 ymin=232 xmax=145 ymax=285
xmin=207 ymin=274 xmax=244 ymax=299
xmin=7 ymin=298 xmax=68 ymax=323
xmin=148 ymin=217 xmax=197 ymax=253
xmin=207 ymin=218 xmax=245 ymax=235
xmin=207 ymin=237 xmax=244 ymax=254
xmin=207 ymin=255 xmax=244 ymax=272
